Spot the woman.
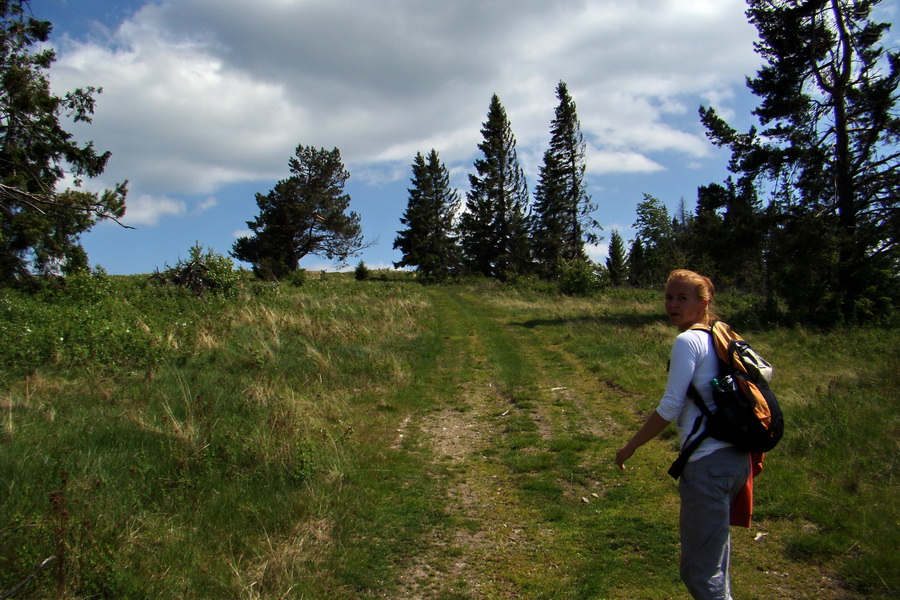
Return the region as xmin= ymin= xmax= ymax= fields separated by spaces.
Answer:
xmin=615 ymin=269 xmax=750 ymax=600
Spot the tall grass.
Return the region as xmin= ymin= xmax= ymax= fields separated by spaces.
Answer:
xmin=0 ymin=276 xmax=896 ymax=598
xmin=0 ymin=273 xmax=439 ymax=598
xmin=758 ymin=327 xmax=899 ymax=595
xmin=487 ymin=285 xmax=898 ymax=599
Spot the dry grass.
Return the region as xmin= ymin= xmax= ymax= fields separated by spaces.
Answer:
xmin=1 ymin=278 xmax=894 ymax=599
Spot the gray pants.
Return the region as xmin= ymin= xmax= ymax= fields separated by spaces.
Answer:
xmin=679 ymin=446 xmax=750 ymax=600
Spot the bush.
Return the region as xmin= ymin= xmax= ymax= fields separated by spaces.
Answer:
xmin=61 ymin=266 xmax=113 ymax=304
xmin=0 ymin=274 xmax=169 ymax=374
xmin=287 ymin=268 xmax=308 ymax=287
xmin=355 ymin=260 xmax=370 ymax=281
xmin=507 ymin=272 xmax=558 ymax=294
xmin=557 ymin=259 xmax=606 ymax=296
xmin=153 ymin=243 xmax=240 ymax=297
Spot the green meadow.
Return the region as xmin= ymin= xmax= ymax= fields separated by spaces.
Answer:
xmin=1 ymin=272 xmax=896 ymax=599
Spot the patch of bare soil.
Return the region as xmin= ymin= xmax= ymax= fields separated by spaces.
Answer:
xmin=390 ymin=383 xmax=537 ymax=600
xmin=387 ymin=327 xmax=632 ymax=600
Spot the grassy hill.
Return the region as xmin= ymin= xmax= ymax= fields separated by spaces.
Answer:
xmin=1 ymin=273 xmax=896 ymax=599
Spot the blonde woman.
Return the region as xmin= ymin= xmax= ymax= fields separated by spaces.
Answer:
xmin=616 ymin=269 xmax=750 ymax=600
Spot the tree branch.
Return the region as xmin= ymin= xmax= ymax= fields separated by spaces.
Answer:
xmin=0 ymin=183 xmax=134 ymax=229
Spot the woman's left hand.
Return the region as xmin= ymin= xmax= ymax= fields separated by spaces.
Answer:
xmin=615 ymin=445 xmax=634 ymax=470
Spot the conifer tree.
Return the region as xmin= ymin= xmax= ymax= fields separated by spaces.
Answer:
xmin=531 ymin=149 xmax=566 ymax=275
xmin=701 ymin=0 xmax=899 ymax=322
xmin=682 ymin=182 xmax=730 ymax=283
xmin=458 ymin=95 xmax=531 ymax=280
xmin=626 ymin=238 xmax=647 ymax=288
xmin=393 ymin=149 xmax=460 ymax=281
xmin=232 ymin=145 xmax=364 ymax=279
xmin=0 ymin=1 xmax=127 ymax=284
xmin=605 ymin=230 xmax=627 ymax=287
xmin=683 ymin=179 xmax=766 ymax=292
xmin=531 ymin=82 xmax=599 ymax=277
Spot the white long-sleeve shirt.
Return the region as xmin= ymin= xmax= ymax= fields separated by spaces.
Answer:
xmin=656 ymin=328 xmax=733 ymax=461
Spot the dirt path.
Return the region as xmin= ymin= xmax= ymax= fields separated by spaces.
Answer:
xmin=387 ymin=288 xmax=620 ymax=599
xmin=376 ymin=287 xmax=859 ymax=600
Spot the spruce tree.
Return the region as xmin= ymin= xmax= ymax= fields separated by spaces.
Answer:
xmin=700 ymin=0 xmax=899 ymax=322
xmin=0 ymin=1 xmax=127 ymax=284
xmin=626 ymin=238 xmax=647 ymax=288
xmin=531 ymin=82 xmax=599 ymax=277
xmin=458 ymin=94 xmax=531 ymax=280
xmin=393 ymin=149 xmax=460 ymax=281
xmin=682 ymin=182 xmax=731 ymax=284
xmin=605 ymin=230 xmax=627 ymax=286
xmin=531 ymin=149 xmax=567 ymax=276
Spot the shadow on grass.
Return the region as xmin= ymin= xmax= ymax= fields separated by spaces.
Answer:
xmin=512 ymin=312 xmax=665 ymax=329
xmin=514 ymin=309 xmax=787 ymax=334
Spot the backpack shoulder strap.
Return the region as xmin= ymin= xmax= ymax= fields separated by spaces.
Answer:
xmin=670 ymin=325 xmax=720 ymax=480
xmin=687 ymin=383 xmax=713 ymax=417
xmin=668 ymin=426 xmax=709 ymax=479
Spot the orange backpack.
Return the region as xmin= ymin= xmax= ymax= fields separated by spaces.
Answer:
xmin=668 ymin=322 xmax=784 ymax=479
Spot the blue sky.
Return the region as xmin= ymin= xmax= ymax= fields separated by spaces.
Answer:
xmin=37 ymin=0 xmax=791 ymax=273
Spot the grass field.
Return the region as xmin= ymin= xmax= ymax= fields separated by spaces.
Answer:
xmin=1 ymin=272 xmax=896 ymax=599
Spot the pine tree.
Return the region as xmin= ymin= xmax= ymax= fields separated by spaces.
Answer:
xmin=393 ymin=149 xmax=460 ymax=281
xmin=531 ymin=82 xmax=599 ymax=277
xmin=0 ymin=1 xmax=127 ymax=284
xmin=701 ymin=0 xmax=899 ymax=322
xmin=232 ymin=145 xmax=364 ymax=279
xmin=458 ymin=94 xmax=531 ymax=280
xmin=605 ymin=230 xmax=627 ymax=286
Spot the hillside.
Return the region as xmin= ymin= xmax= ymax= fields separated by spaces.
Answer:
xmin=1 ymin=274 xmax=896 ymax=599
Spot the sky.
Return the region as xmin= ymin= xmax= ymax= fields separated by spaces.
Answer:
xmin=32 ymin=0 xmax=885 ymax=274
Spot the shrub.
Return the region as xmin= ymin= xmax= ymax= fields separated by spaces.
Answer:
xmin=355 ymin=260 xmax=370 ymax=281
xmin=557 ymin=258 xmax=606 ymax=296
xmin=153 ymin=243 xmax=240 ymax=297
xmin=0 ymin=274 xmax=169 ymax=374
xmin=61 ymin=266 xmax=113 ymax=303
xmin=287 ymin=268 xmax=308 ymax=287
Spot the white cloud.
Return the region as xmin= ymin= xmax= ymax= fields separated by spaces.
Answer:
xmin=588 ymin=149 xmax=665 ymax=175
xmin=585 ymin=242 xmax=609 ymax=264
xmin=122 ymin=194 xmax=186 ymax=226
xmin=194 ymin=196 xmax=217 ymax=214
xmin=48 ymin=0 xmax=760 ymax=222
xmin=54 ymin=34 xmax=299 ymax=196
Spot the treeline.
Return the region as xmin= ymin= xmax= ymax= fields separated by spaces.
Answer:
xmin=394 ymin=85 xmax=598 ymax=285
xmin=393 ymin=0 xmax=899 ymax=326
xmin=1 ymin=1 xmax=897 ymax=328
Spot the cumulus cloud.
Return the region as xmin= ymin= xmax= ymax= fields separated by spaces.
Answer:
xmin=48 ymin=0 xmax=760 ymax=228
xmin=122 ymin=194 xmax=186 ymax=226
xmin=588 ymin=149 xmax=665 ymax=175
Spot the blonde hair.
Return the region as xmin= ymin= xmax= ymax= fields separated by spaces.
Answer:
xmin=665 ymin=269 xmax=718 ymax=323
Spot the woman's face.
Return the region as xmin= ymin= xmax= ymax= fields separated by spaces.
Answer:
xmin=665 ymin=280 xmax=709 ymax=331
